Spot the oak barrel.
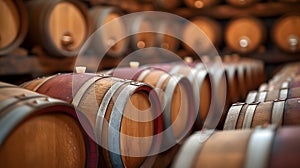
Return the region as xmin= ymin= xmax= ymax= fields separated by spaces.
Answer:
xmin=173 ymin=126 xmax=300 ymax=168
xmin=89 ymin=6 xmax=128 ymax=58
xmin=272 ymin=14 xmax=300 ymax=53
xmin=226 ymin=0 xmax=258 ymax=7
xmin=24 ymin=0 xmax=91 ymax=57
xmin=0 ymin=82 xmax=97 ymax=168
xmin=105 ymin=67 xmax=196 ymax=140
xmin=225 ymin=16 xmax=266 ymax=54
xmin=153 ymin=0 xmax=181 ymax=10
xmin=182 ymin=16 xmax=222 ymax=54
xmin=224 ymin=97 xmax=300 ymax=130
xmin=0 ymin=0 xmax=28 ymax=55
xmin=21 ymin=73 xmax=163 ymax=168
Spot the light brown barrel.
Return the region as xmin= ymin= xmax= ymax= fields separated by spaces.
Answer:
xmin=21 ymin=73 xmax=163 ymax=168
xmin=105 ymin=67 xmax=195 ymax=141
xmin=129 ymin=15 xmax=156 ymax=50
xmin=272 ymin=14 xmax=300 ymax=53
xmin=182 ymin=16 xmax=222 ymax=54
xmin=173 ymin=126 xmax=300 ymax=168
xmin=223 ymin=97 xmax=300 ymax=130
xmin=0 ymin=0 xmax=28 ymax=55
xmin=0 ymin=82 xmax=97 ymax=168
xmin=89 ymin=6 xmax=128 ymax=58
xmin=225 ymin=16 xmax=266 ymax=54
xmin=184 ymin=0 xmax=220 ymax=9
xmin=153 ymin=0 xmax=181 ymax=10
xmin=226 ymin=0 xmax=258 ymax=7
xmin=24 ymin=0 xmax=91 ymax=57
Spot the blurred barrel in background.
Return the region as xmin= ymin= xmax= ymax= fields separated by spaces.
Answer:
xmin=225 ymin=16 xmax=266 ymax=54
xmin=272 ymin=14 xmax=300 ymax=53
xmin=24 ymin=0 xmax=91 ymax=57
xmin=89 ymin=6 xmax=128 ymax=57
xmin=184 ymin=0 xmax=220 ymax=9
xmin=0 ymin=0 xmax=28 ymax=55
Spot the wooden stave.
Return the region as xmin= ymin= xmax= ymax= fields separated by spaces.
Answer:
xmin=24 ymin=0 xmax=92 ymax=57
xmin=0 ymin=82 xmax=98 ymax=168
xmin=173 ymin=126 xmax=300 ymax=168
xmin=21 ymin=73 xmax=163 ymax=168
xmin=0 ymin=0 xmax=28 ymax=55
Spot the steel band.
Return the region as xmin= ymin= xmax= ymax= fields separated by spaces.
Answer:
xmin=279 ymin=88 xmax=288 ymax=100
xmin=245 ymin=91 xmax=258 ymax=104
xmin=223 ymin=103 xmax=244 ymax=130
xmin=272 ymin=100 xmax=285 ymax=126
xmin=257 ymin=91 xmax=267 ymax=102
xmin=242 ymin=104 xmax=258 ymax=129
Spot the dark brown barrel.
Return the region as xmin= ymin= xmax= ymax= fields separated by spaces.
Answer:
xmin=0 ymin=0 xmax=28 ymax=55
xmin=153 ymin=0 xmax=181 ymax=10
xmin=105 ymin=67 xmax=195 ymax=139
xmin=246 ymin=87 xmax=300 ymax=103
xmin=0 ymin=82 xmax=97 ymax=168
xmin=225 ymin=16 xmax=266 ymax=54
xmin=21 ymin=73 xmax=163 ymax=168
xmin=272 ymin=14 xmax=300 ymax=53
xmin=89 ymin=6 xmax=128 ymax=58
xmin=24 ymin=0 xmax=91 ymax=57
xmin=226 ymin=0 xmax=258 ymax=7
xmin=224 ymin=97 xmax=300 ymax=130
xmin=182 ymin=16 xmax=222 ymax=54
xmin=129 ymin=15 xmax=156 ymax=50
xmin=184 ymin=0 xmax=220 ymax=9
xmin=173 ymin=126 xmax=300 ymax=168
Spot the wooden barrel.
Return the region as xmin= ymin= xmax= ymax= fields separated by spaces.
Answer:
xmin=223 ymin=97 xmax=300 ymax=130
xmin=182 ymin=16 xmax=222 ymax=54
xmin=129 ymin=15 xmax=156 ymax=50
xmin=0 ymin=0 xmax=28 ymax=55
xmin=259 ymin=74 xmax=300 ymax=91
xmin=173 ymin=126 xmax=300 ymax=168
xmin=105 ymin=67 xmax=195 ymax=140
xmin=246 ymin=86 xmax=300 ymax=103
xmin=225 ymin=16 xmax=266 ymax=54
xmin=153 ymin=0 xmax=181 ymax=10
xmin=155 ymin=20 xmax=180 ymax=53
xmin=89 ymin=6 xmax=128 ymax=58
xmin=0 ymin=82 xmax=97 ymax=168
xmin=143 ymin=63 xmax=211 ymax=130
xmin=24 ymin=0 xmax=91 ymax=57
xmin=21 ymin=73 xmax=163 ymax=168
xmin=272 ymin=14 xmax=300 ymax=53
xmin=226 ymin=0 xmax=258 ymax=7
xmin=184 ymin=0 xmax=220 ymax=9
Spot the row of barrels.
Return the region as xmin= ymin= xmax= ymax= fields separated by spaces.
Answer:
xmin=172 ymin=62 xmax=300 ymax=167
xmin=2 ymin=0 xmax=300 ymax=57
xmin=89 ymin=0 xmax=300 ymax=10
xmin=0 ymin=55 xmax=264 ymax=167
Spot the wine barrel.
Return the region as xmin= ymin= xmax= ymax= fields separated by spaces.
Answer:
xmin=224 ymin=97 xmax=300 ymax=130
xmin=89 ymin=6 xmax=128 ymax=58
xmin=155 ymin=20 xmax=180 ymax=52
xmin=0 ymin=0 xmax=28 ymax=55
xmin=0 ymin=82 xmax=97 ymax=168
xmin=153 ymin=0 xmax=181 ymax=10
xmin=105 ymin=67 xmax=195 ymax=140
xmin=246 ymin=86 xmax=300 ymax=103
xmin=24 ymin=0 xmax=91 ymax=57
xmin=226 ymin=0 xmax=258 ymax=7
xmin=182 ymin=16 xmax=222 ymax=54
xmin=129 ymin=15 xmax=156 ymax=50
xmin=272 ymin=14 xmax=300 ymax=53
xmin=225 ymin=16 xmax=266 ymax=54
xmin=21 ymin=73 xmax=163 ymax=168
xmin=173 ymin=126 xmax=300 ymax=168
xmin=184 ymin=0 xmax=220 ymax=9
xmin=259 ymin=74 xmax=300 ymax=91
